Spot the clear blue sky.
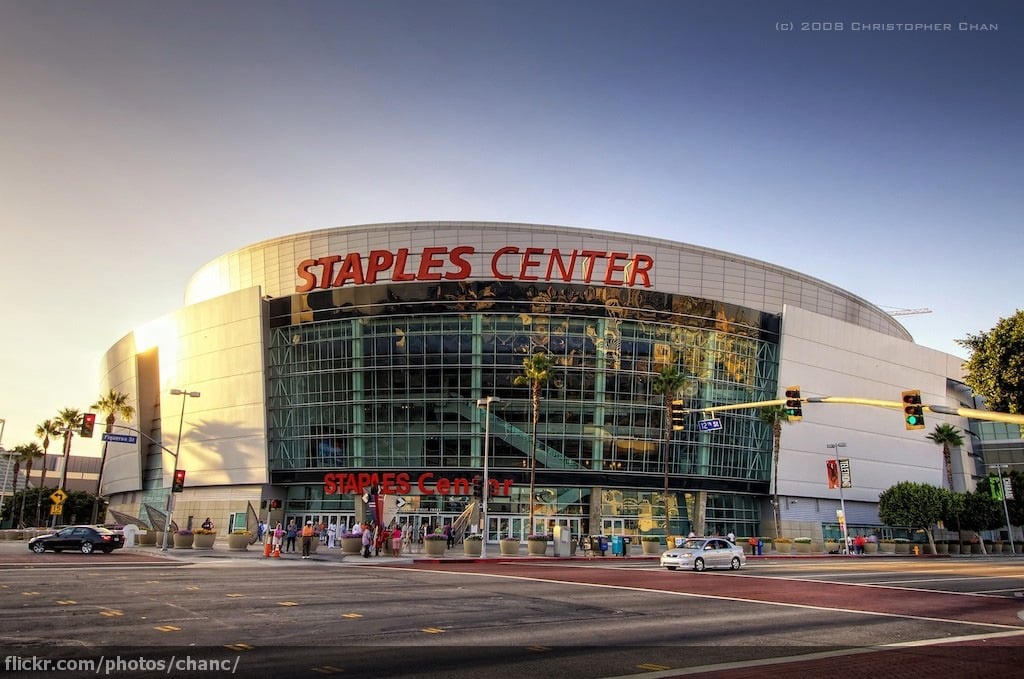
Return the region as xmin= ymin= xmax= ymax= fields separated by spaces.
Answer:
xmin=1 ymin=1 xmax=1021 ymax=451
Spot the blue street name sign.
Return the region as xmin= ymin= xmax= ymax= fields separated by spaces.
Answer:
xmin=101 ymin=433 xmax=138 ymax=444
xmin=697 ymin=418 xmax=723 ymax=432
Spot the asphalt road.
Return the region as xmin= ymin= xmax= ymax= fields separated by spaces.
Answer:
xmin=0 ymin=546 xmax=1021 ymax=679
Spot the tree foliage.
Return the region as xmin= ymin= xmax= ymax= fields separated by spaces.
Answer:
xmin=878 ymin=481 xmax=948 ymax=551
xmin=957 ymin=310 xmax=1024 ymax=415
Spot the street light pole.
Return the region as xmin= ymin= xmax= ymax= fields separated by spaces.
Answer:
xmin=826 ymin=442 xmax=851 ymax=556
xmin=476 ymin=396 xmax=501 ymax=559
xmin=162 ymin=389 xmax=200 ymax=552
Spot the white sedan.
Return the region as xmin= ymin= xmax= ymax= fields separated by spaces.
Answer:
xmin=660 ymin=537 xmax=746 ymax=572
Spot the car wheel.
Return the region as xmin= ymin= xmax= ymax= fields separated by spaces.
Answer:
xmin=730 ymin=556 xmax=741 ymax=570
xmin=31 ymin=542 xmax=46 ymax=554
xmin=80 ymin=542 xmax=94 ymax=554
xmin=693 ymin=557 xmax=706 ymax=572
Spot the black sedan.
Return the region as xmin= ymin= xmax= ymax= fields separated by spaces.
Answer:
xmin=28 ymin=525 xmax=125 ymax=554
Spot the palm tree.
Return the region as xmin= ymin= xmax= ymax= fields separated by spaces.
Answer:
xmin=53 ymin=408 xmax=83 ymax=494
xmin=8 ymin=444 xmax=27 ymax=520
xmin=90 ymin=389 xmax=136 ymax=523
xmin=16 ymin=442 xmax=43 ymax=526
xmin=34 ymin=418 xmax=61 ymax=524
xmin=513 ymin=351 xmax=554 ymax=536
xmin=759 ymin=405 xmax=794 ymax=540
xmin=927 ymin=423 xmax=965 ymax=491
xmin=652 ymin=365 xmax=687 ymax=534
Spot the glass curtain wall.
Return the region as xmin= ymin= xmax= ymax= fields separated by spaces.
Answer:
xmin=266 ymin=281 xmax=779 ymax=531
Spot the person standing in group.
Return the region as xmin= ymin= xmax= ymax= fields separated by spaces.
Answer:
xmin=327 ymin=522 xmax=337 ymax=549
xmin=257 ymin=520 xmax=266 ymax=542
xmin=391 ymin=525 xmax=402 ymax=556
xmin=443 ymin=522 xmax=454 ymax=549
xmin=272 ymin=522 xmax=284 ymax=554
xmin=361 ymin=525 xmax=372 ymax=558
xmin=285 ymin=520 xmax=298 ymax=553
xmin=301 ymin=520 xmax=315 ymax=558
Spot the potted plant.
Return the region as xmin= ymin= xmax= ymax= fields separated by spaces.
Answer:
xmin=824 ymin=539 xmax=840 ymax=554
xmin=340 ymin=532 xmax=363 ymax=555
xmin=499 ymin=537 xmax=520 ymax=556
xmin=794 ymin=537 xmax=813 ymax=554
xmin=463 ymin=534 xmax=483 ymax=557
xmin=877 ymin=538 xmax=895 ymax=553
xmin=193 ymin=527 xmax=217 ymax=550
xmin=424 ymin=533 xmax=447 ymax=556
xmin=227 ymin=530 xmax=252 ymax=551
xmin=774 ymin=537 xmax=793 ymax=553
xmin=894 ymin=537 xmax=911 ymax=554
xmin=173 ymin=529 xmax=194 ymax=549
xmin=527 ymin=534 xmax=550 ymax=556
xmin=640 ymin=535 xmax=663 ymax=555
xmin=137 ymin=530 xmax=157 ymax=546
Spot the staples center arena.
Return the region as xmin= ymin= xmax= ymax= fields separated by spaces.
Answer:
xmin=100 ymin=221 xmax=984 ymax=543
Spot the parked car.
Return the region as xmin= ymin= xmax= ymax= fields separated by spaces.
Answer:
xmin=28 ymin=525 xmax=125 ymax=554
xmin=660 ymin=537 xmax=745 ymax=572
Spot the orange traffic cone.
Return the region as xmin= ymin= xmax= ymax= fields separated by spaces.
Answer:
xmin=264 ymin=541 xmax=273 ymax=558
xmin=273 ymin=544 xmax=281 ymax=558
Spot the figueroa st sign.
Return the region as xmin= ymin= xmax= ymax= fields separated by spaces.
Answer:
xmin=297 ymin=245 xmax=654 ymax=292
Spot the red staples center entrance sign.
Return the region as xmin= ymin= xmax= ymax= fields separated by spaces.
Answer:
xmin=324 ymin=471 xmax=513 ymax=497
xmin=296 ymin=246 xmax=654 ymax=292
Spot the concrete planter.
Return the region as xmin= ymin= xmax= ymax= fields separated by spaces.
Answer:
xmin=137 ymin=531 xmax=156 ymax=546
xmin=527 ymin=539 xmax=549 ymax=556
xmin=774 ymin=541 xmax=793 ymax=554
xmin=424 ymin=539 xmax=447 ymax=557
xmin=794 ymin=541 xmax=813 ymax=554
xmin=193 ymin=533 xmax=216 ymax=550
xmin=173 ymin=533 xmax=194 ymax=549
xmin=641 ymin=540 xmax=662 ymax=555
xmin=340 ymin=536 xmax=363 ymax=555
xmin=894 ymin=542 xmax=910 ymax=554
xmin=463 ymin=539 xmax=482 ymax=557
xmin=499 ymin=540 xmax=520 ymax=556
xmin=227 ymin=533 xmax=251 ymax=551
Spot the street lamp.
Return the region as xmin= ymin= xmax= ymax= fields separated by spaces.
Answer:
xmin=987 ymin=463 xmax=1017 ymax=555
xmin=162 ymin=389 xmax=200 ymax=551
xmin=826 ymin=442 xmax=852 ymax=556
xmin=476 ymin=396 xmax=501 ymax=559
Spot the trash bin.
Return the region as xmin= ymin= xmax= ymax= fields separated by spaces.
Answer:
xmin=598 ymin=536 xmax=609 ymax=556
xmin=611 ymin=535 xmax=623 ymax=556
xmin=756 ymin=539 xmax=763 ymax=556
xmin=622 ymin=536 xmax=632 ymax=557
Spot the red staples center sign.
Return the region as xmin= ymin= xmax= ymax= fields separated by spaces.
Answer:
xmin=296 ymin=246 xmax=654 ymax=292
xmin=324 ymin=472 xmax=514 ymax=497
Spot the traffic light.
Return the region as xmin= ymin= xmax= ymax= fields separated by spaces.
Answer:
xmin=901 ymin=389 xmax=925 ymax=430
xmin=471 ymin=475 xmax=482 ymax=498
xmin=671 ymin=399 xmax=685 ymax=431
xmin=172 ymin=469 xmax=186 ymax=493
xmin=80 ymin=413 xmax=97 ymax=437
xmin=784 ymin=386 xmax=803 ymax=420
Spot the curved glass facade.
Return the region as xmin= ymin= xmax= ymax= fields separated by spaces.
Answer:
xmin=266 ymin=280 xmax=780 ymax=537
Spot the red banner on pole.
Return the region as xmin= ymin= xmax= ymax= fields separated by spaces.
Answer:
xmin=826 ymin=459 xmax=840 ymax=489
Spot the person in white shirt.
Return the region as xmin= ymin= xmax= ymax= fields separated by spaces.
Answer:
xmin=327 ymin=523 xmax=337 ymax=548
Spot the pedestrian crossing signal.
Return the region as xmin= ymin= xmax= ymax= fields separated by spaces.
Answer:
xmin=172 ymin=469 xmax=186 ymax=493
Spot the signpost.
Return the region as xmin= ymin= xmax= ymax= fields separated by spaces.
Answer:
xmin=697 ymin=418 xmax=723 ymax=432
xmin=101 ymin=433 xmax=138 ymax=444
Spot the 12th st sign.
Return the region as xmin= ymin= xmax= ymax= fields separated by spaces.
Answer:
xmin=697 ymin=418 xmax=723 ymax=432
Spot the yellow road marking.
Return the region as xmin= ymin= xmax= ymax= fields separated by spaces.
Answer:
xmin=278 ymin=601 xmax=299 ymax=606
xmin=311 ymin=666 xmax=344 ymax=674
xmin=421 ymin=627 xmax=445 ymax=634
xmin=638 ymin=663 xmax=671 ymax=670
xmin=56 ymin=600 xmax=77 ymax=605
xmin=154 ymin=625 xmax=181 ymax=632
xmin=225 ymin=643 xmax=254 ymax=651
xmin=341 ymin=613 xmax=363 ymax=619
xmin=99 ymin=609 xmax=124 ymax=617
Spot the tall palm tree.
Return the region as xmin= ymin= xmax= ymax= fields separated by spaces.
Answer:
xmin=8 ymin=444 xmax=27 ymax=519
xmin=927 ymin=423 xmax=965 ymax=491
xmin=34 ymin=418 xmax=61 ymax=524
xmin=513 ymin=351 xmax=554 ymax=536
xmin=53 ymin=408 xmax=83 ymax=493
xmin=16 ymin=442 xmax=43 ymax=526
xmin=90 ymin=389 xmax=136 ymax=523
xmin=652 ymin=365 xmax=687 ymax=533
xmin=759 ymin=405 xmax=794 ymax=539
